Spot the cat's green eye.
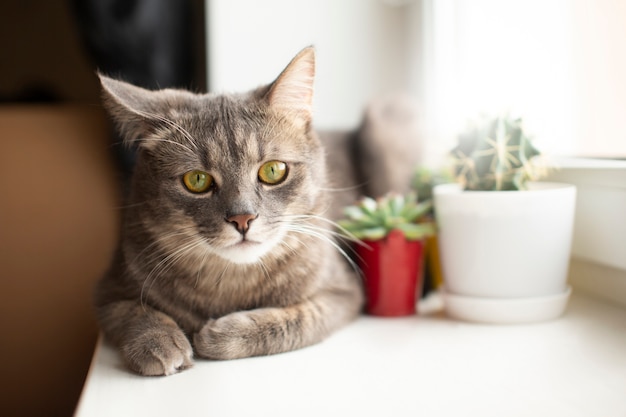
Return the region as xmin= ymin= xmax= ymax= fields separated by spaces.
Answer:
xmin=183 ymin=170 xmax=213 ymax=193
xmin=258 ymin=160 xmax=288 ymax=185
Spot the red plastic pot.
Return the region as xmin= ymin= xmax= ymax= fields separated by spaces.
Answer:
xmin=356 ymin=229 xmax=425 ymax=317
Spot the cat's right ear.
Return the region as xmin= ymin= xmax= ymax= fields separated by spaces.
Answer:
xmin=98 ymin=74 xmax=186 ymax=148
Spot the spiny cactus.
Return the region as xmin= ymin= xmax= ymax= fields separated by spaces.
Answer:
xmin=451 ymin=115 xmax=546 ymax=191
xmin=338 ymin=192 xmax=435 ymax=241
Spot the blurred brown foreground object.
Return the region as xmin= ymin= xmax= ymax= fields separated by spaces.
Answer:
xmin=0 ymin=105 xmax=120 ymax=417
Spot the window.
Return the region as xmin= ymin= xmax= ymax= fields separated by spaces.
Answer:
xmin=417 ymin=0 xmax=626 ymax=161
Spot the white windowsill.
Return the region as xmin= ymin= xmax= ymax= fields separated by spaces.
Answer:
xmin=75 ymin=292 xmax=626 ymax=417
xmin=552 ymin=156 xmax=626 ymax=170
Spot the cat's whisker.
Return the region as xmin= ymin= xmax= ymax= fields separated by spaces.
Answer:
xmin=297 ymin=220 xmax=369 ymax=266
xmin=277 ymin=215 xmax=366 ymax=268
xmin=281 ymin=214 xmax=365 ymax=246
xmin=213 ymin=262 xmax=231 ymax=290
xmin=257 ymin=261 xmax=272 ymax=283
xmin=278 ymin=239 xmax=299 ymax=257
xmin=283 ymin=225 xmax=362 ymax=277
xmin=140 ymin=239 xmax=205 ymax=310
xmin=140 ymin=237 xmax=197 ymax=308
xmin=107 ymin=139 xmax=126 ymax=150
xmin=130 ymin=232 xmax=188 ymax=268
xmin=140 ymin=236 xmax=207 ymax=309
xmin=129 ymin=226 xmax=202 ymax=267
xmin=194 ymin=246 xmax=212 ymax=289
xmin=285 ymin=222 xmax=364 ymax=263
xmin=110 ymin=201 xmax=149 ymax=210
xmin=189 ymin=236 xmax=223 ymax=287
xmin=319 ymin=182 xmax=368 ymax=192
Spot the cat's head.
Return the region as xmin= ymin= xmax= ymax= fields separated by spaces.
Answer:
xmin=100 ymin=47 xmax=327 ymax=265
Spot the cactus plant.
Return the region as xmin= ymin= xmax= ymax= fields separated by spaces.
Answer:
xmin=338 ymin=192 xmax=435 ymax=241
xmin=451 ymin=115 xmax=546 ymax=191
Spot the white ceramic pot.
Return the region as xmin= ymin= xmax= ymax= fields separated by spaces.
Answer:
xmin=433 ymin=182 xmax=576 ymax=323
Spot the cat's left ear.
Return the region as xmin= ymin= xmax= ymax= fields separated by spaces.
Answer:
xmin=265 ymin=46 xmax=316 ymax=125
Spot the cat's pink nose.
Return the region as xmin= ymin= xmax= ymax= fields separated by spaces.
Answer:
xmin=226 ymin=213 xmax=258 ymax=235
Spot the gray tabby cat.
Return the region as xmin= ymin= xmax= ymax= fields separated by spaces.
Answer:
xmin=96 ymin=47 xmax=420 ymax=376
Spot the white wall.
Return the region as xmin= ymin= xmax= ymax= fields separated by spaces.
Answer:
xmin=207 ymin=0 xmax=626 ymax=159
xmin=206 ymin=0 xmax=415 ymax=130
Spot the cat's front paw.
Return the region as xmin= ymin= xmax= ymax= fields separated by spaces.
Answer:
xmin=193 ymin=312 xmax=258 ymax=360
xmin=121 ymin=327 xmax=194 ymax=376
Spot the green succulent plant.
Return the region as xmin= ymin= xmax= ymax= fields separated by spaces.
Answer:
xmin=338 ymin=192 xmax=435 ymax=241
xmin=451 ymin=115 xmax=546 ymax=191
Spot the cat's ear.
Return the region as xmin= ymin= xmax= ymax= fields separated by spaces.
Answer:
xmin=98 ymin=74 xmax=191 ymax=147
xmin=265 ymin=46 xmax=315 ymax=125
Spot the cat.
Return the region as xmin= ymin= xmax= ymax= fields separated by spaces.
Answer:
xmin=96 ymin=46 xmax=421 ymax=376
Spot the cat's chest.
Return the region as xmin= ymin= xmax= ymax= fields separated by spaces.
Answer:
xmin=150 ymin=260 xmax=310 ymax=331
